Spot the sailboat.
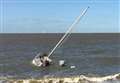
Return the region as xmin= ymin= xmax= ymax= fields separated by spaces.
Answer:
xmin=32 ymin=6 xmax=89 ymax=67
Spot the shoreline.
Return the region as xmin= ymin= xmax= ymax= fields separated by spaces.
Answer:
xmin=1 ymin=73 xmax=120 ymax=83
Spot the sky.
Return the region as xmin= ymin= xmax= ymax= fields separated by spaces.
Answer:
xmin=0 ymin=0 xmax=119 ymax=33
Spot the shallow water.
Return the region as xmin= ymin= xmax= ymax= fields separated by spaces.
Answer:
xmin=0 ymin=33 xmax=120 ymax=79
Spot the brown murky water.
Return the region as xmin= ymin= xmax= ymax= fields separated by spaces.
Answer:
xmin=0 ymin=33 xmax=120 ymax=79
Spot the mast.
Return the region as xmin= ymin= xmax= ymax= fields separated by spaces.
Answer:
xmin=48 ymin=6 xmax=89 ymax=57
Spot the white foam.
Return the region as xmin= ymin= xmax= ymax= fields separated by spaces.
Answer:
xmin=0 ymin=73 xmax=120 ymax=83
xmin=79 ymin=73 xmax=120 ymax=82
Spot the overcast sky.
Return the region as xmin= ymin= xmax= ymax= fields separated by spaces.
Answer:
xmin=0 ymin=0 xmax=119 ymax=33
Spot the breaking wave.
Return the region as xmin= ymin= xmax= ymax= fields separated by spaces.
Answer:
xmin=0 ymin=73 xmax=120 ymax=83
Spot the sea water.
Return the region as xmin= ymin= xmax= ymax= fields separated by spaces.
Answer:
xmin=0 ymin=33 xmax=119 ymax=81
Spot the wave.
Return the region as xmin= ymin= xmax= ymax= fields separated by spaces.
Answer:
xmin=0 ymin=73 xmax=120 ymax=83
